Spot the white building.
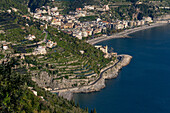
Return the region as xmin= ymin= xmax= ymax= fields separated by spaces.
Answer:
xmin=46 ymin=40 xmax=57 ymax=48
xmin=11 ymin=8 xmax=18 ymax=12
xmin=104 ymin=5 xmax=110 ymax=11
xmin=51 ymin=7 xmax=58 ymax=12
xmin=7 ymin=9 xmax=11 ymax=13
xmin=115 ymin=24 xmax=124 ymax=29
xmin=3 ymin=45 xmax=8 ymax=50
xmin=80 ymin=50 xmax=84 ymax=54
xmin=34 ymin=46 xmax=47 ymax=55
xmin=32 ymin=90 xmax=37 ymax=96
xmin=25 ymin=34 xmax=36 ymax=41
xmin=143 ymin=17 xmax=153 ymax=23
xmin=84 ymin=5 xmax=95 ymax=10
xmin=95 ymin=45 xmax=108 ymax=54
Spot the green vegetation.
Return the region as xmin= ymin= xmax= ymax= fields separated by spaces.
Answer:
xmin=0 ymin=12 xmax=44 ymax=43
xmin=28 ymin=0 xmax=49 ymax=12
xmin=79 ymin=16 xmax=98 ymax=22
xmin=0 ymin=0 xmax=28 ymax=13
xmin=46 ymin=26 xmax=112 ymax=74
xmin=0 ymin=58 xmax=88 ymax=113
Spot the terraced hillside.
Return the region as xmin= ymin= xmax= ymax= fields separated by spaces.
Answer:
xmin=0 ymin=12 xmax=115 ymax=90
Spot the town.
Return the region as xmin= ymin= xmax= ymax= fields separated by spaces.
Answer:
xmin=0 ymin=0 xmax=170 ymax=91
xmin=30 ymin=2 xmax=170 ymax=40
xmin=0 ymin=0 xmax=170 ymax=112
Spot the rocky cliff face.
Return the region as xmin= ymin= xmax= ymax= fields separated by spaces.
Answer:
xmin=54 ymin=55 xmax=132 ymax=100
xmin=31 ymin=55 xmax=132 ymax=100
xmin=32 ymin=71 xmax=59 ymax=89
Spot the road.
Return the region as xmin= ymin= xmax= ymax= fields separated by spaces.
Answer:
xmin=51 ymin=56 xmax=123 ymax=92
xmin=90 ymin=56 xmax=122 ymax=85
xmin=87 ymin=23 xmax=167 ymax=45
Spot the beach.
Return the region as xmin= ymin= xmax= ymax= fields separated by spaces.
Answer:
xmin=87 ymin=22 xmax=169 ymax=45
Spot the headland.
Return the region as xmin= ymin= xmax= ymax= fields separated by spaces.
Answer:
xmin=52 ymin=54 xmax=132 ymax=100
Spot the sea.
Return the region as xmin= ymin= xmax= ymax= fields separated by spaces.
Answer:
xmin=73 ymin=24 xmax=170 ymax=113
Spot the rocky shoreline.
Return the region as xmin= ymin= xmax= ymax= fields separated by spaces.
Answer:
xmin=52 ymin=54 xmax=132 ymax=100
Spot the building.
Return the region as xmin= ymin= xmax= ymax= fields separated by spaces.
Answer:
xmin=115 ymin=24 xmax=124 ymax=29
xmin=3 ymin=45 xmax=8 ymax=50
xmin=64 ymin=23 xmax=74 ymax=29
xmin=46 ymin=40 xmax=57 ymax=48
xmin=11 ymin=8 xmax=18 ymax=12
xmin=34 ymin=46 xmax=47 ymax=55
xmin=104 ymin=5 xmax=110 ymax=11
xmin=25 ymin=34 xmax=36 ymax=41
xmin=51 ymin=7 xmax=58 ymax=12
xmin=95 ymin=45 xmax=108 ymax=54
xmin=32 ymin=90 xmax=37 ymax=96
xmin=143 ymin=17 xmax=153 ymax=23
xmin=80 ymin=50 xmax=84 ymax=54
xmin=84 ymin=5 xmax=95 ymax=10
xmin=7 ymin=9 xmax=11 ymax=13
xmin=51 ymin=18 xmax=62 ymax=26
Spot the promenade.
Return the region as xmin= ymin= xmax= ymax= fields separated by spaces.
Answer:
xmin=87 ymin=23 xmax=168 ymax=45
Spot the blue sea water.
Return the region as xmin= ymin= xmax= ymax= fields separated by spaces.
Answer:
xmin=73 ymin=24 xmax=170 ymax=113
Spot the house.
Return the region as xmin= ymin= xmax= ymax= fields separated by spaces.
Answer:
xmin=102 ymin=21 xmax=110 ymax=25
xmin=51 ymin=18 xmax=62 ymax=26
xmin=95 ymin=45 xmax=108 ymax=54
xmin=84 ymin=5 xmax=95 ymax=10
xmin=11 ymin=8 xmax=18 ymax=12
xmin=123 ymin=21 xmax=129 ymax=28
xmin=0 ymin=30 xmax=5 ymax=34
xmin=34 ymin=46 xmax=47 ymax=55
xmin=51 ymin=7 xmax=58 ymax=12
xmin=51 ymin=11 xmax=59 ymax=16
xmin=3 ymin=45 xmax=8 ymax=50
xmin=104 ymin=5 xmax=109 ymax=11
xmin=115 ymin=23 xmax=124 ymax=29
xmin=64 ymin=23 xmax=74 ymax=29
xmin=143 ymin=17 xmax=153 ymax=23
xmin=25 ymin=34 xmax=36 ymax=41
xmin=80 ymin=50 xmax=84 ymax=54
xmin=97 ymin=18 xmax=102 ymax=22
xmin=82 ymin=31 xmax=88 ymax=37
xmin=74 ymin=32 xmax=83 ymax=40
xmin=96 ymin=8 xmax=104 ymax=11
xmin=38 ymin=96 xmax=45 ymax=101
xmin=35 ymin=8 xmax=42 ymax=14
xmin=128 ymin=21 xmax=134 ymax=27
xmin=42 ymin=9 xmax=47 ymax=14
xmin=140 ymin=20 xmax=145 ymax=25
xmin=93 ymin=28 xmax=102 ymax=34
xmin=7 ymin=9 xmax=11 ymax=13
xmin=76 ymin=8 xmax=82 ymax=12
xmin=32 ymin=90 xmax=37 ymax=96
xmin=46 ymin=40 xmax=57 ymax=48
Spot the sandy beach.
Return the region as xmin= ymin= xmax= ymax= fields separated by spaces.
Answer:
xmin=87 ymin=22 xmax=169 ymax=45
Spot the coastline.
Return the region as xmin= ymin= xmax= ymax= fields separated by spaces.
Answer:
xmin=87 ymin=22 xmax=169 ymax=45
xmin=52 ymin=22 xmax=169 ymax=100
xmin=51 ymin=54 xmax=132 ymax=100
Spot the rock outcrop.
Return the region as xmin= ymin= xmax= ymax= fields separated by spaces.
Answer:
xmin=53 ymin=55 xmax=132 ymax=100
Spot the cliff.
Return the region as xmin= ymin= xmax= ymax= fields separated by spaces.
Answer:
xmin=53 ymin=55 xmax=132 ymax=100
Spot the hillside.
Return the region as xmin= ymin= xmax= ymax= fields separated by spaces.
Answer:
xmin=0 ymin=58 xmax=88 ymax=112
xmin=0 ymin=0 xmax=50 ymax=13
